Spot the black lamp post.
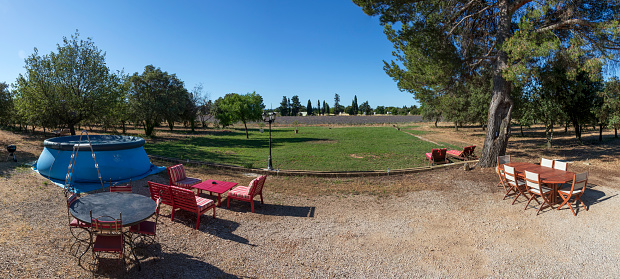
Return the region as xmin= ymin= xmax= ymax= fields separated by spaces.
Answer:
xmin=262 ymin=111 xmax=276 ymax=170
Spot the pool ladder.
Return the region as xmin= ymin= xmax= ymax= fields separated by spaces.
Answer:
xmin=64 ymin=130 xmax=105 ymax=194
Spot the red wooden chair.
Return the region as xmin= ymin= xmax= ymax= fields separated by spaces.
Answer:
xmin=110 ymin=179 xmax=133 ymax=193
xmin=523 ymin=170 xmax=554 ymax=215
xmin=227 ymin=175 xmax=267 ymax=213
xmin=148 ymin=181 xmax=174 ymax=207
xmin=167 ymin=164 xmax=202 ymax=189
xmin=110 ymin=185 xmax=132 ymax=193
xmin=447 ymin=145 xmax=478 ymax=160
xmin=557 ymin=172 xmax=588 ymax=216
xmin=425 ymin=148 xmax=448 ymax=166
xmin=130 ymin=193 xmax=161 ymax=251
xmin=170 ymin=186 xmax=215 ymax=229
xmin=66 ymin=193 xmax=90 ymax=245
xmin=90 ymin=212 xmax=124 ymax=264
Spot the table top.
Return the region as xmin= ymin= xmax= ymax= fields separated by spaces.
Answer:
xmin=192 ymin=180 xmax=238 ymax=194
xmin=503 ymin=162 xmax=575 ymax=184
xmin=70 ymin=192 xmax=156 ymax=227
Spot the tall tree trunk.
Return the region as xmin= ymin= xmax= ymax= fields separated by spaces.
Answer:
xmin=479 ymin=0 xmax=512 ymax=168
xmin=520 ymin=124 xmax=524 ymax=136
xmin=545 ymin=123 xmax=553 ymax=148
xmin=454 ymin=122 xmax=458 ymax=131
xmin=244 ymin=122 xmax=249 ymax=139
xmin=434 ymin=118 xmax=438 ymax=127
xmin=69 ymin=124 xmax=76 ymax=135
xmin=599 ymin=124 xmax=603 ymax=141
xmin=572 ymin=120 xmax=581 ymax=142
xmin=615 ymin=127 xmax=617 ymax=138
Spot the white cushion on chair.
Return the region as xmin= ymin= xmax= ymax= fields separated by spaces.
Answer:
xmin=529 ymin=186 xmax=553 ymax=194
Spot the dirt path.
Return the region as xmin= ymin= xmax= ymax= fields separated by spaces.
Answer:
xmin=402 ymin=130 xmax=442 ymax=145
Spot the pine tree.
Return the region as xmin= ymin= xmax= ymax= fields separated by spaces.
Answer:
xmin=306 ymin=99 xmax=313 ymax=116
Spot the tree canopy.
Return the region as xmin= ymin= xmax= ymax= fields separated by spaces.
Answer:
xmin=127 ymin=65 xmax=188 ymax=137
xmin=214 ymin=92 xmax=264 ymax=139
xmin=14 ymin=31 xmax=120 ymax=135
xmin=354 ymin=0 xmax=620 ymax=167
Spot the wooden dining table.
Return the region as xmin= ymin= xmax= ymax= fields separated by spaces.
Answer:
xmin=502 ymin=162 xmax=575 ymax=204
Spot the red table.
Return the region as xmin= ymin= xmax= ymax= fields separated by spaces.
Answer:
xmin=503 ymin=162 xmax=575 ymax=204
xmin=192 ymin=180 xmax=238 ymax=206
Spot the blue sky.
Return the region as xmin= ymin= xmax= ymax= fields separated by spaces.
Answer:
xmin=0 ymin=0 xmax=419 ymax=109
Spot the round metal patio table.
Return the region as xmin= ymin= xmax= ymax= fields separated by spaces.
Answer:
xmin=70 ymin=192 xmax=156 ymax=269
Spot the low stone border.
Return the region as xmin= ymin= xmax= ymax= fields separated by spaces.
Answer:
xmin=148 ymin=155 xmax=479 ymax=178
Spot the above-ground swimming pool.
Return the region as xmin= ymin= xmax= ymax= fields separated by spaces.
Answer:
xmin=34 ymin=135 xmax=164 ymax=192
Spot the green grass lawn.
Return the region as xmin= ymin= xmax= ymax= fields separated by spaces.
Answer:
xmin=144 ymin=126 xmax=458 ymax=171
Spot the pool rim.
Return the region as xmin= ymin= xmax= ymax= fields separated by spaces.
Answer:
xmin=43 ymin=135 xmax=145 ymax=151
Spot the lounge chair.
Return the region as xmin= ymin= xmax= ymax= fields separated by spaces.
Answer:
xmin=425 ymin=148 xmax=449 ymax=166
xmin=446 ymin=145 xmax=478 ymax=160
xmin=167 ymin=164 xmax=202 ymax=189
xmin=227 ymin=175 xmax=267 ymax=213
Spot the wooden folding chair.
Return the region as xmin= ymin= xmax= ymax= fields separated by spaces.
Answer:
xmin=557 ymin=172 xmax=588 ymax=216
xmin=540 ymin=158 xmax=554 ymax=168
xmin=496 ymin=155 xmax=511 ymax=192
xmin=523 ymin=171 xmax=554 ymax=215
xmin=503 ymin=165 xmax=529 ymax=204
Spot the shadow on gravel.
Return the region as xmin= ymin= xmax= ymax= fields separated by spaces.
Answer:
xmin=582 ymin=184 xmax=616 ymax=208
xmin=226 ymin=200 xmax=315 ymax=218
xmin=260 ymin=204 xmax=316 ymax=218
xmin=205 ymin=218 xmax=255 ymax=246
xmin=132 ymin=252 xmax=238 ymax=278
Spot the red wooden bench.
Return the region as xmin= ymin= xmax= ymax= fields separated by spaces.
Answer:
xmin=170 ymin=186 xmax=215 ymax=229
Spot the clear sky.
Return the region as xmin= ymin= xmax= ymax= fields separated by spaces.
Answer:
xmin=0 ymin=0 xmax=420 ymax=109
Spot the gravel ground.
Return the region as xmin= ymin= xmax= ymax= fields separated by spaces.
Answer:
xmin=1 ymin=163 xmax=618 ymax=278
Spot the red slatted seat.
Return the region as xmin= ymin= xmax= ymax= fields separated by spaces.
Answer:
xmin=227 ymin=175 xmax=267 ymax=213
xmin=170 ymin=186 xmax=215 ymax=229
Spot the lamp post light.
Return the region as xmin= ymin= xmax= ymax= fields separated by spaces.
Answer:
xmin=262 ymin=111 xmax=276 ymax=170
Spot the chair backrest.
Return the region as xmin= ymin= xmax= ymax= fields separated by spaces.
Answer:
xmin=91 ymin=212 xmax=123 ymax=235
xmin=463 ymin=146 xmax=475 ymax=157
xmin=67 ymin=193 xmax=79 ymax=209
xmin=110 ymin=185 xmax=132 ymax=193
xmin=497 ymin=155 xmax=511 ymax=166
xmin=568 ymin=172 xmax=588 ymax=193
xmin=496 ymin=155 xmax=511 ymax=175
xmin=167 ymin=164 xmax=187 ymax=185
xmin=250 ymin=175 xmax=267 ymax=196
xmin=430 ymin=148 xmax=447 ymax=162
xmin=553 ymin=160 xmax=567 ymax=171
xmin=503 ymin=165 xmax=518 ymax=185
xmin=524 ymin=170 xmax=542 ymax=191
xmin=540 ymin=158 xmax=554 ymax=168
xmin=170 ymin=186 xmax=198 ymax=211
xmin=148 ymin=181 xmax=174 ymax=206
